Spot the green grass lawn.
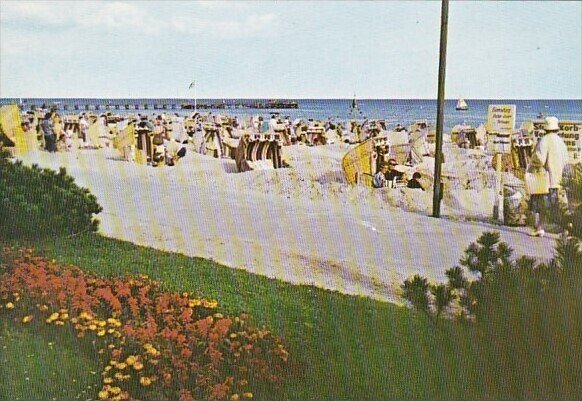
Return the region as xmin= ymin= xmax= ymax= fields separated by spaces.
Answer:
xmin=1 ymin=233 xmax=578 ymax=400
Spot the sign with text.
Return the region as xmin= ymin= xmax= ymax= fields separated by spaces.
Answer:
xmin=531 ymin=120 xmax=582 ymax=164
xmin=487 ymin=104 xmax=516 ymax=133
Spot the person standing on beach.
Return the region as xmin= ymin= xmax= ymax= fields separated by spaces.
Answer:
xmin=79 ymin=114 xmax=89 ymax=146
xmin=40 ymin=112 xmax=57 ymax=152
xmin=527 ymin=116 xmax=569 ymax=237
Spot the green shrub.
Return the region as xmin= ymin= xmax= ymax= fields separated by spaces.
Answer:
xmin=0 ymin=148 xmax=102 ymax=238
xmin=563 ymin=163 xmax=582 ymax=238
xmin=402 ymin=231 xmax=581 ymax=399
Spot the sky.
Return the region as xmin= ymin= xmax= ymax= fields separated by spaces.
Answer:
xmin=0 ymin=1 xmax=580 ymax=99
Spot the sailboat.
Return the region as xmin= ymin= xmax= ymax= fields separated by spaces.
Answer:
xmin=456 ymin=97 xmax=468 ymax=111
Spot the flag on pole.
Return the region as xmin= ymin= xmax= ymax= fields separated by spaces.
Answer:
xmin=189 ymin=81 xmax=195 ymax=89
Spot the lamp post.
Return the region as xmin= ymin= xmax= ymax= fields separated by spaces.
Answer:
xmin=189 ymin=80 xmax=197 ymax=113
xmin=432 ymin=0 xmax=449 ymax=218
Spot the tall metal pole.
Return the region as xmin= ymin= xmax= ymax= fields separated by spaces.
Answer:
xmin=432 ymin=0 xmax=449 ymax=218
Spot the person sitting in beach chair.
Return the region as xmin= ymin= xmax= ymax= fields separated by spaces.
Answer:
xmin=136 ymin=116 xmax=155 ymax=163
xmin=385 ymin=159 xmax=404 ymax=180
xmin=407 ymin=172 xmax=425 ymax=190
xmin=373 ymin=162 xmax=390 ymax=188
xmin=164 ymin=139 xmax=187 ymax=166
xmin=385 ymin=158 xmax=407 ymax=187
xmin=152 ymin=143 xmax=166 ymax=167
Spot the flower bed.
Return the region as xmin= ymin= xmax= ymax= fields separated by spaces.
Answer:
xmin=0 ymin=247 xmax=289 ymax=401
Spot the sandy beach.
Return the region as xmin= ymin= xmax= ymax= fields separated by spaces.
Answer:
xmin=17 ymin=142 xmax=558 ymax=303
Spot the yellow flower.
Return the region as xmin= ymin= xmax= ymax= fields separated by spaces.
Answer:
xmin=49 ymin=312 xmax=59 ymax=320
xmin=104 ymin=366 xmax=112 ymax=372
xmin=143 ymin=343 xmax=153 ymax=350
xmin=79 ymin=312 xmax=93 ymax=320
xmin=110 ymin=386 xmax=121 ymax=395
xmin=114 ymin=372 xmax=124 ymax=380
xmin=22 ymin=315 xmax=33 ymax=323
xmin=60 ymin=313 xmax=69 ymax=320
xmin=116 ymin=363 xmax=127 ymax=370
xmin=202 ymin=299 xmax=218 ymax=309
xmin=230 ymin=394 xmax=240 ymax=401
xmin=98 ymin=390 xmax=109 ymax=399
xmin=214 ymin=313 xmax=224 ymax=319
xmin=133 ymin=361 xmax=143 ymax=371
xmin=97 ymin=329 xmax=106 ymax=337
xmin=125 ymin=356 xmax=136 ymax=366
xmin=89 ymin=324 xmax=97 ymax=331
xmin=229 ymin=333 xmax=237 ymax=339
xmin=98 ymin=320 xmax=107 ymax=327
xmin=243 ymin=392 xmax=253 ymax=399
xmin=188 ymin=299 xmax=202 ymax=307
xmin=107 ymin=329 xmax=115 ymax=334
xmin=39 ymin=304 xmax=49 ymax=312
xmin=139 ymin=377 xmax=152 ymax=386
xmin=55 ymin=321 xmax=65 ymax=326
xmin=103 ymin=377 xmax=113 ymax=384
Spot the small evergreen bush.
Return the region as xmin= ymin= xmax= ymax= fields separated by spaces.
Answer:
xmin=563 ymin=162 xmax=582 ymax=238
xmin=401 ymin=231 xmax=581 ymax=399
xmin=0 ymin=148 xmax=102 ymax=238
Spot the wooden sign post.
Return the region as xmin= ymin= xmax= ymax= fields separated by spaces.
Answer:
xmin=487 ymin=105 xmax=516 ymax=223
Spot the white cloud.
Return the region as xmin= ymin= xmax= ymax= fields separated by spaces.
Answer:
xmin=1 ymin=1 xmax=277 ymax=38
xmin=75 ymin=2 xmax=160 ymax=34
xmin=171 ymin=13 xmax=277 ymax=37
xmin=0 ymin=1 xmax=72 ymax=26
xmin=195 ymin=1 xmax=253 ymax=10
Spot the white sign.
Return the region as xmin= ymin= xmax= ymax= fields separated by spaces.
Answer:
xmin=531 ymin=120 xmax=582 ymax=164
xmin=492 ymin=133 xmax=511 ymax=154
xmin=487 ymin=104 xmax=516 ymax=133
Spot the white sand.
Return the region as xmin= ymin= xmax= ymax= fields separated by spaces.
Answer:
xmin=17 ymin=143 xmax=558 ymax=303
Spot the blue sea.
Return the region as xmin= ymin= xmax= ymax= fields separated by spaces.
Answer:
xmin=1 ymin=98 xmax=581 ymax=133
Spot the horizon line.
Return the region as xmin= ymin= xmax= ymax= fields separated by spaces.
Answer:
xmin=1 ymin=97 xmax=581 ymax=101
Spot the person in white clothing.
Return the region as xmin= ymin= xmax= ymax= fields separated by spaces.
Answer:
xmin=527 ymin=116 xmax=570 ymax=237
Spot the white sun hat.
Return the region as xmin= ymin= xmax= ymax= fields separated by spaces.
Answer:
xmin=544 ymin=116 xmax=560 ymax=132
